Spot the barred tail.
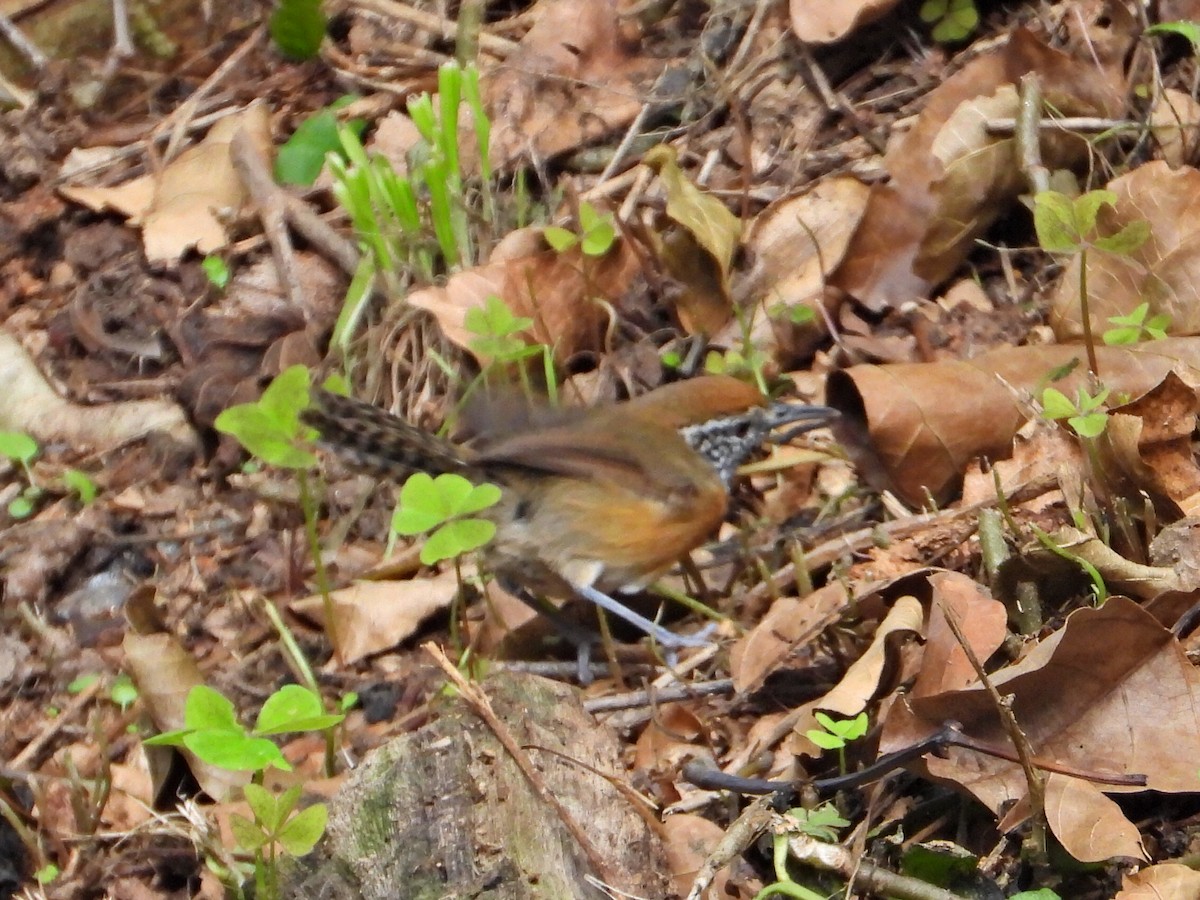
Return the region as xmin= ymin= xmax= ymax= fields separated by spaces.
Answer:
xmin=303 ymin=389 xmax=469 ymax=479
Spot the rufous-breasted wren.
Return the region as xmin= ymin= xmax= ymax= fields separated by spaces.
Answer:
xmin=303 ymin=375 xmax=835 ymax=667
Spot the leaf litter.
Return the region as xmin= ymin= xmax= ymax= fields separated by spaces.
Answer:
xmin=4 ymin=0 xmax=1200 ymax=898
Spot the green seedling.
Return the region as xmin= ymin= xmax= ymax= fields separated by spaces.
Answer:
xmin=231 ymin=782 xmax=327 ymax=899
xmin=391 ymin=472 xmax=501 ymax=565
xmin=215 ymin=365 xmax=317 ymax=470
xmin=704 ymin=346 xmax=768 ymax=383
xmin=1102 ymin=302 xmax=1169 ymax=345
xmin=35 ymin=864 xmax=59 ymax=885
xmin=768 ymin=301 xmax=817 ymax=327
xmin=543 ymin=202 xmax=617 ymax=257
xmin=145 ymin=683 xmax=343 ymax=771
xmin=919 ymin=0 xmax=979 ymax=43
xmin=202 ymin=254 xmax=231 ymax=290
xmin=805 ymin=711 xmax=869 ymax=776
xmin=1145 ymin=21 xmax=1200 ymax=52
xmin=67 ymin=674 xmax=100 ymax=694
xmin=1033 ymin=189 xmax=1150 ymax=377
xmin=216 ymin=366 xmax=347 ymax=660
xmin=276 ymin=97 xmax=365 ymax=187
xmin=1010 ymin=891 xmax=1063 ymax=900
xmin=463 ymin=295 xmax=558 ymax=403
xmin=0 ymin=430 xmax=42 ymax=518
xmin=146 ymin=684 xmax=342 ymax=900
xmin=110 ymin=675 xmax=138 ymax=712
xmin=465 ymin=294 xmax=535 ymax=360
xmin=786 ymin=803 xmax=849 ymax=843
xmin=62 ymin=468 xmax=98 ymax=504
xmin=269 ymin=0 xmax=326 ymax=60
xmin=754 ymin=805 xmax=850 ymax=900
xmin=1041 ymin=385 xmax=1110 ymax=440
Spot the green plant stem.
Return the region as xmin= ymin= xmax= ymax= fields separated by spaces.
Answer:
xmin=1077 ymin=248 xmax=1099 ymax=377
xmin=751 ymin=835 xmax=826 ymax=900
xmin=298 ymin=470 xmax=341 ymax=662
xmin=259 ymin=594 xmax=338 ymax=777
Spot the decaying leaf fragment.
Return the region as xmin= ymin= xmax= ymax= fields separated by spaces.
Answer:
xmin=880 ymin=597 xmax=1200 ymax=817
xmin=60 ymin=104 xmax=273 ymax=264
xmin=831 ymin=29 xmax=1126 ymax=310
xmin=827 ymin=337 xmax=1200 ymax=506
xmin=645 ymin=145 xmax=743 ymax=335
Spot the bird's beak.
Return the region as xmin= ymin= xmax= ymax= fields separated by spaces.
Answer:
xmin=765 ymin=402 xmax=840 ymax=442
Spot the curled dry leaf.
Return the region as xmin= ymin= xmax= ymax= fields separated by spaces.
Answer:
xmin=790 ymin=0 xmax=896 ymax=44
xmin=788 ymin=594 xmax=923 ymax=757
xmin=1117 ymin=863 xmax=1200 ymax=898
xmin=0 ymin=330 xmax=198 ymax=452
xmin=59 ymin=104 xmax=273 ymax=263
xmin=879 ymin=597 xmax=1200 ymax=815
xmin=1148 ymin=88 xmax=1200 ymax=168
xmin=645 ymin=145 xmax=743 ymax=335
xmin=1099 ymin=372 xmax=1200 ymax=516
xmin=662 ymin=814 xmax=737 ymax=900
xmin=288 ymin=571 xmax=460 ymax=664
xmin=484 ymin=0 xmax=658 ymax=168
xmin=726 ymin=177 xmax=870 ymax=364
xmin=730 ymin=581 xmax=853 ymax=694
xmin=1041 ymin=526 xmax=1194 ymax=600
xmin=408 ymin=225 xmax=635 ymax=365
xmin=827 ymin=337 xmax=1200 ymax=506
xmin=1041 ymin=773 xmax=1147 ymax=863
xmin=123 ymin=630 xmax=249 ymax=803
xmin=1049 ymin=162 xmax=1200 ymax=342
xmin=912 ymin=571 xmax=1007 ymax=698
xmin=832 ymin=29 xmax=1125 ymax=310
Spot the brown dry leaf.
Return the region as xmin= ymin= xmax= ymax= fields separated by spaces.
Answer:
xmin=59 ymin=104 xmax=272 ymax=263
xmin=1117 ymin=863 xmax=1200 ymax=898
xmin=1149 ymin=88 xmax=1200 ymax=168
xmin=662 ymin=813 xmax=739 ymax=899
xmin=633 ymin=703 xmax=704 ymax=774
xmin=913 ymin=571 xmax=1007 ymax=698
xmin=288 ymin=572 xmax=460 ymax=664
xmin=730 ymin=581 xmax=852 ymax=694
xmin=790 ymin=0 xmax=896 ymax=44
xmin=1049 ymin=162 xmax=1200 ymax=341
xmin=833 ymin=29 xmax=1125 ymax=310
xmin=1150 ymin=517 xmax=1200 ymax=592
xmin=827 ymin=337 xmax=1200 ymax=506
xmin=123 ymin=631 xmax=249 ymax=803
xmin=1099 ymin=372 xmax=1200 ymax=515
xmin=879 ymin=597 xmax=1200 ymax=815
xmin=645 ymin=145 xmax=743 ymax=334
xmin=484 ymin=0 xmax=657 ymax=168
xmin=0 ymin=329 xmax=198 ymax=451
xmin=960 ymin=418 xmax=1082 ymax=508
xmin=727 ymin=178 xmax=870 ymax=362
xmin=789 ymin=595 xmax=922 ymax=756
xmin=102 ymin=762 xmax=156 ymax=831
xmin=1041 ymin=773 xmax=1147 ymax=863
xmin=408 ymin=226 xmax=634 ymax=364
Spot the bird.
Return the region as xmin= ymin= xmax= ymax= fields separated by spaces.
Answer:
xmin=302 ymin=375 xmax=835 ymax=672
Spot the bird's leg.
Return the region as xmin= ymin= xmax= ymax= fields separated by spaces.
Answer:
xmin=574 ymin=583 xmax=716 ymax=672
xmin=499 ymin=580 xmax=714 ymax=682
xmin=499 ymin=580 xmax=600 ymax=682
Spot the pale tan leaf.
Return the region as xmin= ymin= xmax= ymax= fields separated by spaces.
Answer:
xmin=1043 ymin=774 xmax=1147 ymax=863
xmin=1117 ymin=863 xmax=1200 ymax=898
xmin=289 ymin=573 xmax=460 ymax=664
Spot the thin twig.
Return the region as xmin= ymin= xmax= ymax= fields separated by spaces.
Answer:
xmin=158 ymin=25 xmax=266 ymax=164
